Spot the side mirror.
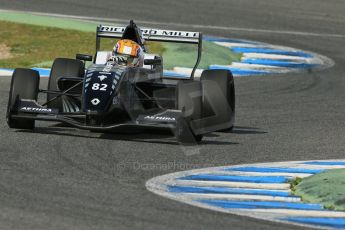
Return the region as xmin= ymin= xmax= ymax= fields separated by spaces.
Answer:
xmin=76 ymin=54 xmax=93 ymax=62
xmin=144 ymin=58 xmax=162 ymax=66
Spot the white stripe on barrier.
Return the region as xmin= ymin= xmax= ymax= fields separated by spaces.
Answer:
xmin=0 ymin=70 xmax=12 ymax=77
xmin=168 ymin=193 xmax=301 ymax=202
xmin=247 ymin=209 xmax=345 ymax=218
xmin=146 ymin=160 xmax=345 ymax=229
xmin=171 ymin=180 xmax=291 ymax=190
xmin=230 ymin=62 xmax=288 ymax=71
xmin=182 ymin=170 xmax=313 ymax=178
xmin=213 ymin=42 xmax=262 ymax=48
xmin=242 ymin=53 xmax=312 ymax=61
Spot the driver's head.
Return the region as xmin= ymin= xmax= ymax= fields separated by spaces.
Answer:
xmin=112 ymin=39 xmax=144 ymax=67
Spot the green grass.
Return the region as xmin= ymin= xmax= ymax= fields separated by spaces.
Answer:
xmin=0 ymin=21 xmax=95 ymax=68
xmin=162 ymin=40 xmax=241 ymax=69
xmin=0 ymin=21 xmax=165 ymax=68
xmin=0 ymin=20 xmax=240 ymax=70
xmin=0 ymin=10 xmax=98 ymax=32
xmin=293 ymin=169 xmax=345 ymax=211
xmin=289 ymin=177 xmax=303 ymax=192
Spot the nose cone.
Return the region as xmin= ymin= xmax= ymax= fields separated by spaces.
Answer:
xmin=82 ymin=68 xmax=121 ymax=113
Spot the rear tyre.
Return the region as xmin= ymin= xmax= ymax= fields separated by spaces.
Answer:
xmin=7 ymin=68 xmax=40 ymax=129
xmin=47 ymin=58 xmax=84 ymax=111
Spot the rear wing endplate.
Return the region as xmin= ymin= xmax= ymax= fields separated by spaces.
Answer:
xmin=96 ymin=25 xmax=203 ymax=79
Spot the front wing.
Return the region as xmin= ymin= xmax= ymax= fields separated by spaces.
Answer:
xmin=10 ymin=99 xmax=183 ymax=131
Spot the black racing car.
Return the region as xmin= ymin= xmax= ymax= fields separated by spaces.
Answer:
xmin=6 ymin=20 xmax=235 ymax=144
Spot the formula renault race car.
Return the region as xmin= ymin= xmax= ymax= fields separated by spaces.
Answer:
xmin=6 ymin=20 xmax=235 ymax=144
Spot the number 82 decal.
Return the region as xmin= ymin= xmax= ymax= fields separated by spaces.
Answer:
xmin=92 ymin=83 xmax=108 ymax=91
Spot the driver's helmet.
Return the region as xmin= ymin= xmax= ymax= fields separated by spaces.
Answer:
xmin=111 ymin=39 xmax=144 ymax=67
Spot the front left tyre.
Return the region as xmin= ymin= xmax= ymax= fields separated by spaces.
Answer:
xmin=7 ymin=68 xmax=40 ymax=129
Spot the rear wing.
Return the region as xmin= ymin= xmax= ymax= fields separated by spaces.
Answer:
xmin=96 ymin=25 xmax=203 ymax=79
xmin=96 ymin=25 xmax=202 ymax=43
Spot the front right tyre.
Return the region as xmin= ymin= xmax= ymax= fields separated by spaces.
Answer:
xmin=47 ymin=58 xmax=84 ymax=112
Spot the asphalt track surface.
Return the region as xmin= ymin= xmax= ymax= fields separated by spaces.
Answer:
xmin=0 ymin=1 xmax=345 ymax=229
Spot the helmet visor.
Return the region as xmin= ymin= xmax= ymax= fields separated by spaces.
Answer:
xmin=113 ymin=54 xmax=139 ymax=67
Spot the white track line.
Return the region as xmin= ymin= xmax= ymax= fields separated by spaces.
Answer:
xmin=2 ymin=9 xmax=344 ymax=39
